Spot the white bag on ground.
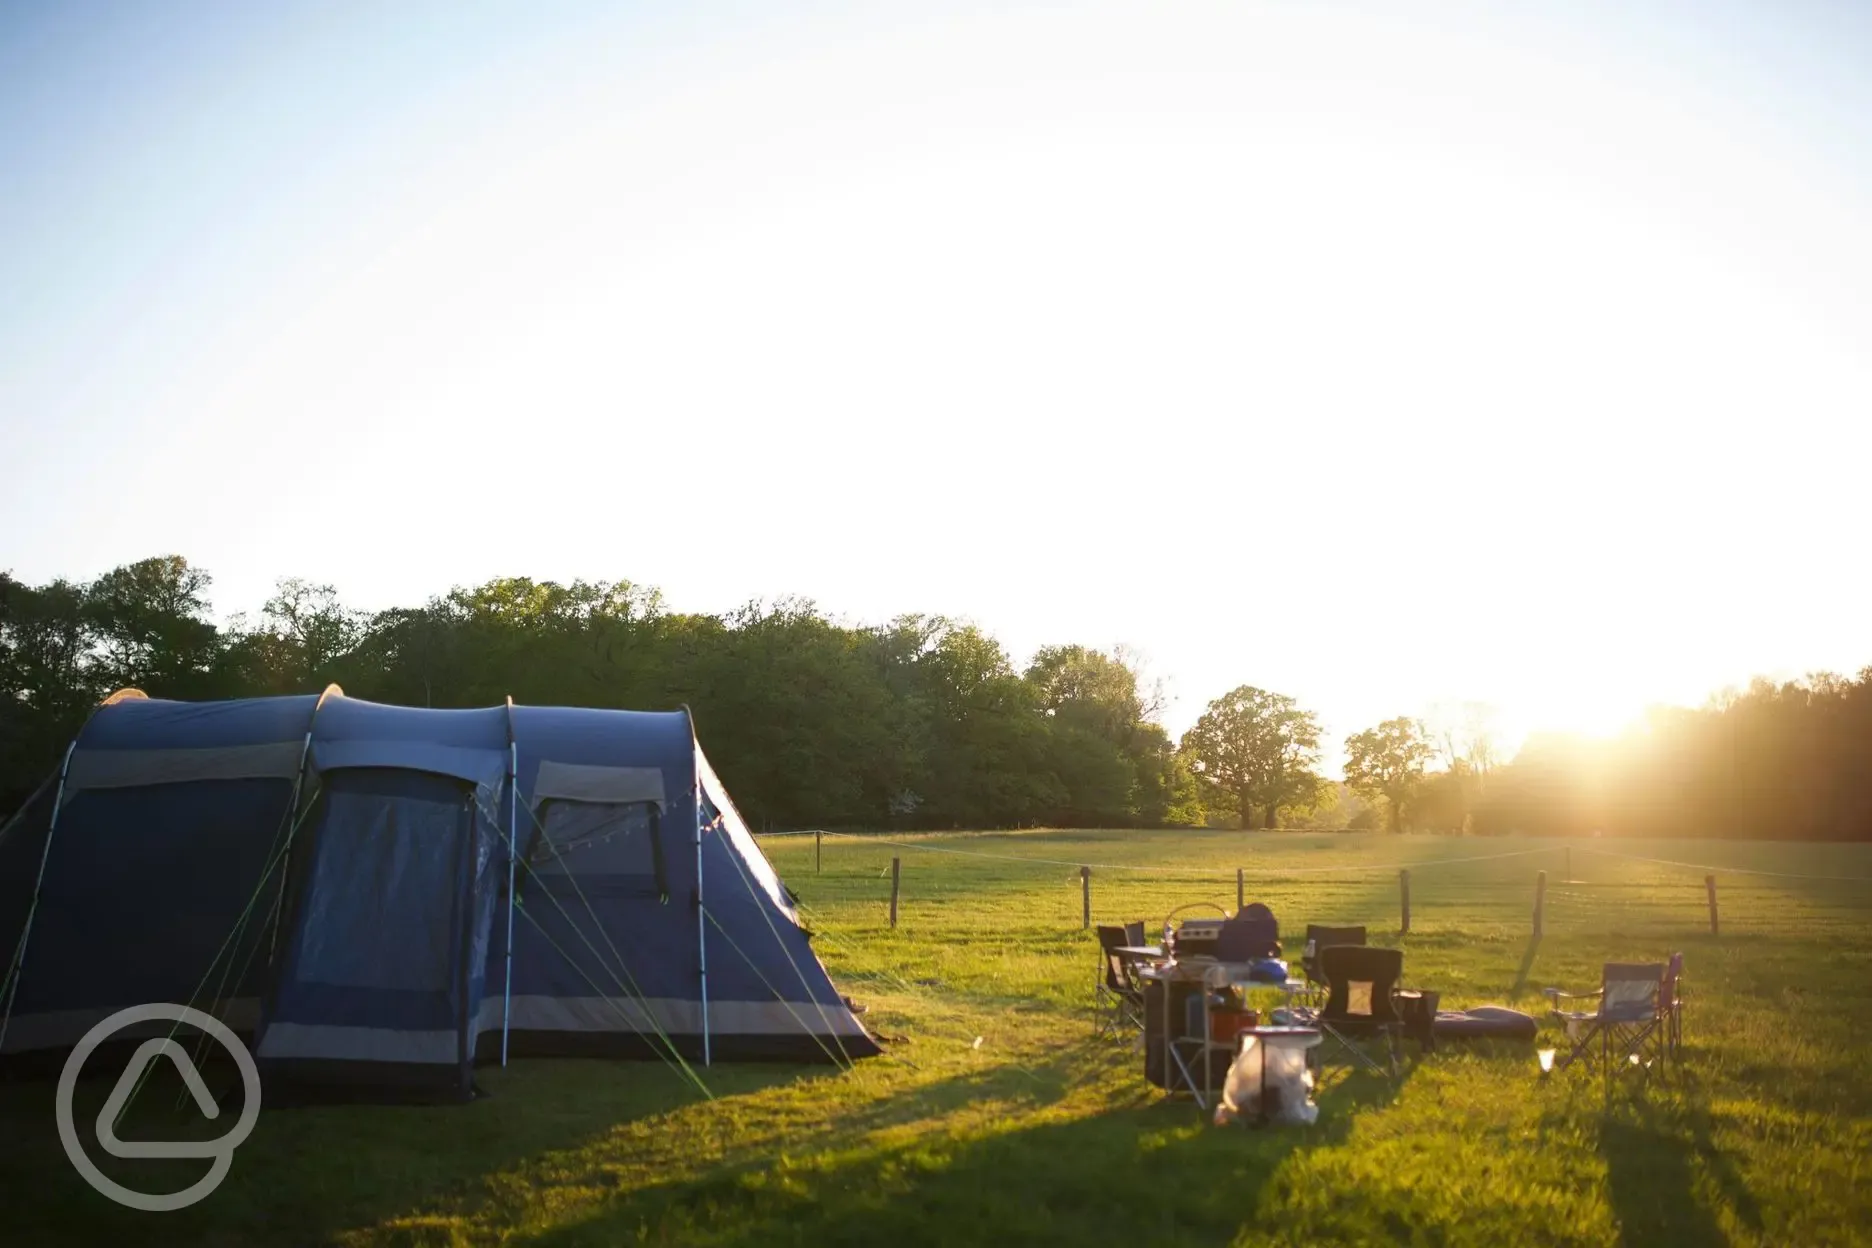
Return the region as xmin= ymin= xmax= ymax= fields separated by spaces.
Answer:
xmin=1218 ymin=1034 xmax=1319 ymax=1126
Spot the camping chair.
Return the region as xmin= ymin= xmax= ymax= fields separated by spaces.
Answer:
xmin=1544 ymin=960 xmax=1674 ymax=1080
xmin=1301 ymin=925 xmax=1367 ymax=1006
xmin=1311 ymin=944 xmax=1405 ymax=1078
xmin=1095 ymin=924 xmax=1147 ymax=1040
xmin=1663 ymin=952 xmax=1685 ymax=1060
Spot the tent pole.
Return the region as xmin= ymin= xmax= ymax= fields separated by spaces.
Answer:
xmin=696 ymin=774 xmax=711 ymax=1067
xmin=0 ymin=771 xmax=55 ymax=852
xmin=502 ymin=740 xmax=518 ymax=1067
xmin=0 ymin=741 xmax=77 ymax=1051
xmin=265 ymin=732 xmax=316 ymax=967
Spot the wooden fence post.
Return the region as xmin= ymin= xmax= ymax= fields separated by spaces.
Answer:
xmin=815 ymin=829 xmax=822 ymax=875
xmin=1534 ymin=870 xmax=1547 ymax=939
xmin=889 ymin=856 xmax=901 ymax=929
xmin=1399 ymin=869 xmax=1411 ymax=934
xmin=1706 ymin=874 xmax=1719 ymax=936
xmin=1236 ymin=867 xmax=1245 ymax=913
xmin=1080 ymin=866 xmax=1091 ymax=930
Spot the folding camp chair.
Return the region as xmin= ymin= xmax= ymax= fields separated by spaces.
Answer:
xmin=1095 ymin=924 xmax=1147 ymax=1040
xmin=1663 ymin=952 xmax=1685 ymax=1060
xmin=1544 ymin=959 xmax=1675 ymax=1080
xmin=1310 ymin=944 xmax=1404 ymax=1078
xmin=1301 ymin=925 xmax=1367 ymax=1006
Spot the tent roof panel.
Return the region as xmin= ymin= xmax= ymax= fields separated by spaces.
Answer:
xmin=77 ymin=694 xmax=325 ymax=751
xmin=311 ymin=698 xmax=511 ymax=753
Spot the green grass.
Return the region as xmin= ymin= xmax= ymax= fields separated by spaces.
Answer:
xmin=4 ymin=830 xmax=1871 ymax=1246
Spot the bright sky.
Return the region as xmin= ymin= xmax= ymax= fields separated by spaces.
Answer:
xmin=4 ymin=0 xmax=1870 ymax=760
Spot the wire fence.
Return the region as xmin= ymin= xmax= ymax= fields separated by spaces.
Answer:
xmin=756 ymin=829 xmax=1872 ymax=946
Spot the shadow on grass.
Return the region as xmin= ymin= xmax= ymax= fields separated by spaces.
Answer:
xmin=1510 ymin=933 xmax=1542 ymax=1000
xmin=3 ymin=1011 xmax=1424 ymax=1247
xmin=510 ymin=1061 xmax=1409 ymax=1248
xmin=0 ymin=1054 xmax=809 ymax=1248
xmin=1598 ymin=1077 xmax=1764 ymax=1248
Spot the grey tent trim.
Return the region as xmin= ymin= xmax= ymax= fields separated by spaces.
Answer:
xmin=470 ymin=994 xmax=871 ymax=1037
xmin=310 ymin=740 xmax=508 ymax=788
xmin=532 ymin=761 xmax=667 ymax=806
xmin=258 ymin=1021 xmax=460 ymax=1064
xmin=1 ymin=998 xmax=262 ymax=1055
xmin=62 ymin=742 xmax=308 ymax=796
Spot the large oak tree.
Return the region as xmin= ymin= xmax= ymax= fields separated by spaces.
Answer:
xmin=1343 ymin=717 xmax=1435 ymax=833
xmin=1178 ymin=686 xmax=1324 ymax=829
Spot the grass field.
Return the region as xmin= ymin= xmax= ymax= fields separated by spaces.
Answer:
xmin=4 ymin=830 xmax=1871 ymax=1246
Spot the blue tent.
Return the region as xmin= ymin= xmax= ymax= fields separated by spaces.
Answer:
xmin=0 ymin=689 xmax=877 ymax=1100
xmin=0 ymin=691 xmax=320 ymax=1062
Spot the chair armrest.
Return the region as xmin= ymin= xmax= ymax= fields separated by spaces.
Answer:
xmin=1544 ymin=989 xmax=1603 ymax=1001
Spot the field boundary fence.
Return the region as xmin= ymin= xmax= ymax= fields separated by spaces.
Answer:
xmin=754 ymin=830 xmax=1872 ymax=943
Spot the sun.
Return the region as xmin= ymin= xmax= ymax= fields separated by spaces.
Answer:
xmin=1490 ymin=695 xmax=1645 ymax=759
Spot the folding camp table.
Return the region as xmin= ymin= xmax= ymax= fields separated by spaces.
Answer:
xmin=1139 ymin=959 xmax=1269 ymax=1111
xmin=1139 ymin=961 xmax=1217 ymax=1108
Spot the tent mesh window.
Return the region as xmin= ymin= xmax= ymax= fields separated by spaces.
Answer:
xmin=528 ymin=800 xmax=666 ymax=890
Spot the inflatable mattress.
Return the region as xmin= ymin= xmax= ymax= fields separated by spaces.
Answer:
xmin=1430 ymin=1005 xmax=1538 ymax=1041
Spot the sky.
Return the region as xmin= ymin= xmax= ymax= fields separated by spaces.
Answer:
xmin=3 ymin=0 xmax=1870 ymax=760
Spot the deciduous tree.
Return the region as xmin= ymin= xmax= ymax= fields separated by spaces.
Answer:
xmin=1179 ymin=686 xmax=1323 ymax=829
xmin=1344 ymin=717 xmax=1434 ymax=833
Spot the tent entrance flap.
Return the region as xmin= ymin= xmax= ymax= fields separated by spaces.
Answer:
xmin=257 ymin=768 xmax=500 ymax=1098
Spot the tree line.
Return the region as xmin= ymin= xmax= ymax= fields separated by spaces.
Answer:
xmin=0 ymin=557 xmax=1203 ymax=829
xmin=1173 ymin=671 xmax=1872 ymax=841
xmin=4 ymin=556 xmax=1868 ymax=840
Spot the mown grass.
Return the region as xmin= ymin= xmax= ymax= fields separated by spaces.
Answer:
xmin=2 ymin=831 xmax=1869 ymax=1246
